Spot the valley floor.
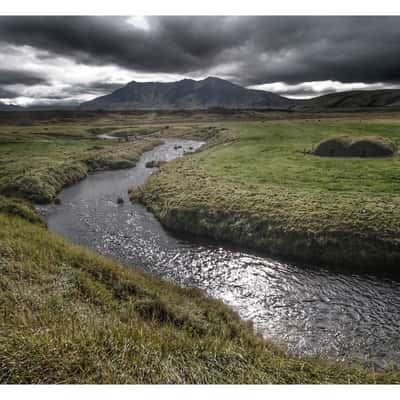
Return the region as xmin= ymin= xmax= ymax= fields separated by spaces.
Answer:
xmin=1 ymin=111 xmax=400 ymax=383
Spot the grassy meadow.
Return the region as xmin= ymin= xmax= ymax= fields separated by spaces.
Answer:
xmin=0 ymin=115 xmax=171 ymax=203
xmin=132 ymin=118 xmax=400 ymax=270
xmin=203 ymin=119 xmax=400 ymax=193
xmin=1 ymin=111 xmax=400 ymax=382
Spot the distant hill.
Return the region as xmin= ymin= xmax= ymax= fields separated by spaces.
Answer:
xmin=296 ymin=89 xmax=400 ymax=111
xmin=80 ymin=77 xmax=294 ymax=111
xmin=0 ymin=101 xmax=21 ymax=111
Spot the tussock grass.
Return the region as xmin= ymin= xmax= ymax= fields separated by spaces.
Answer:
xmin=0 ymin=195 xmax=45 ymax=226
xmin=314 ymin=135 xmax=396 ymax=157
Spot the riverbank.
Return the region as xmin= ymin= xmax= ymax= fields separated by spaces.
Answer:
xmin=0 ymin=114 xmax=226 ymax=204
xmin=0 ymin=134 xmax=162 ymax=203
xmin=131 ymin=119 xmax=400 ymax=271
xmin=1 ymin=201 xmax=400 ymax=383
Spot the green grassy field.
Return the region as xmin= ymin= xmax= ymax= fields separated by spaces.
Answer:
xmin=0 ymin=120 xmax=163 ymax=203
xmin=132 ymin=118 xmax=400 ymax=270
xmin=2 ymin=112 xmax=400 ymax=382
xmin=204 ymin=119 xmax=400 ymax=193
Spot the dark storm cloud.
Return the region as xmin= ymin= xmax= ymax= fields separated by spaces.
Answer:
xmin=0 ymin=87 xmax=18 ymax=98
xmin=59 ymin=81 xmax=124 ymax=98
xmin=0 ymin=68 xmax=48 ymax=100
xmin=221 ymin=16 xmax=400 ymax=86
xmin=83 ymin=81 xmax=124 ymax=94
xmin=0 ymin=69 xmax=47 ymax=85
xmin=0 ymin=16 xmax=246 ymax=74
xmin=1 ymin=16 xmax=400 ymax=90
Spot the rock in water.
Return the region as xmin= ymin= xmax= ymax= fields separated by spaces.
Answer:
xmin=145 ymin=160 xmax=166 ymax=168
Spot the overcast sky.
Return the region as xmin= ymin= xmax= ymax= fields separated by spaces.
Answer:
xmin=1 ymin=15 xmax=400 ymax=106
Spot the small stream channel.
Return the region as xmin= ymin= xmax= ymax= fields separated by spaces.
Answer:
xmin=38 ymin=138 xmax=400 ymax=370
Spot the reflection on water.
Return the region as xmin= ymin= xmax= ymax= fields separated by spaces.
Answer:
xmin=39 ymin=139 xmax=400 ymax=370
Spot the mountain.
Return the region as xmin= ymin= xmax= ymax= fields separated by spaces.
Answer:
xmin=5 ymin=79 xmax=400 ymax=113
xmin=0 ymin=101 xmax=22 ymax=111
xmin=80 ymin=77 xmax=294 ymax=111
xmin=296 ymin=89 xmax=400 ymax=111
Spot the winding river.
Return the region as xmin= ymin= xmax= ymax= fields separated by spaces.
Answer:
xmin=38 ymin=139 xmax=400 ymax=370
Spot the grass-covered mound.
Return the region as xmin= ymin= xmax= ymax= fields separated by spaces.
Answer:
xmin=348 ymin=136 xmax=396 ymax=157
xmin=314 ymin=135 xmax=396 ymax=157
xmin=131 ymin=119 xmax=400 ymax=270
xmin=0 ymin=195 xmax=45 ymax=226
xmin=313 ymin=136 xmax=352 ymax=157
xmin=1 ymin=209 xmax=399 ymax=383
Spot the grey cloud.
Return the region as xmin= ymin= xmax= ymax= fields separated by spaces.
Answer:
xmin=0 ymin=69 xmax=47 ymax=85
xmin=1 ymin=16 xmax=400 ymax=103
xmin=58 ymin=81 xmax=125 ymax=98
xmin=0 ymin=16 xmax=237 ymax=74
xmin=1 ymin=16 xmax=400 ymax=86
xmin=0 ymin=87 xmax=19 ymax=98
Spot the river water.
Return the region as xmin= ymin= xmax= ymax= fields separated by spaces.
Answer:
xmin=38 ymin=139 xmax=400 ymax=370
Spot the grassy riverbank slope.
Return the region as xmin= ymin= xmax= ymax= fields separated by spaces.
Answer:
xmin=0 ymin=118 xmax=164 ymax=203
xmin=131 ymin=118 xmax=400 ymax=270
xmin=1 ymin=200 xmax=399 ymax=383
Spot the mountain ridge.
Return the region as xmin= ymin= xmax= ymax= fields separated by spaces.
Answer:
xmin=80 ymin=77 xmax=294 ymax=111
xmin=3 ymin=78 xmax=400 ymax=112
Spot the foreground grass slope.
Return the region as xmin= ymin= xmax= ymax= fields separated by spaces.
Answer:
xmin=132 ymin=118 xmax=400 ymax=270
xmin=1 ymin=204 xmax=399 ymax=383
